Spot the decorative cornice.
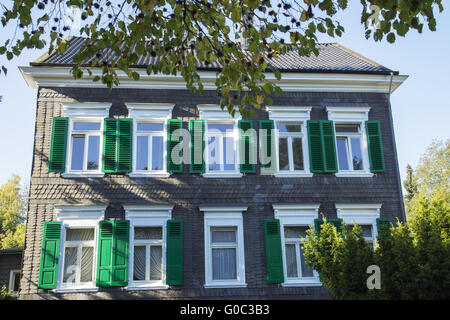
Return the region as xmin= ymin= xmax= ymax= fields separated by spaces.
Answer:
xmin=126 ymin=103 xmax=175 ymax=120
xmin=268 ymin=106 xmax=312 ymax=121
xmin=197 ymin=104 xmax=241 ymax=120
xmin=63 ymin=103 xmax=111 ymax=118
xmin=326 ymin=106 xmax=371 ymax=121
xmin=19 ymin=66 xmax=408 ymax=93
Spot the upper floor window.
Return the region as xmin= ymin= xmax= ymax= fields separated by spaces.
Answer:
xmin=335 ymin=123 xmax=365 ymax=171
xmin=69 ymin=121 xmax=102 ymax=172
xmin=277 ymin=122 xmax=305 ymax=172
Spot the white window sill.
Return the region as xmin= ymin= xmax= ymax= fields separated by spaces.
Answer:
xmin=202 ymin=172 xmax=243 ymax=178
xmin=61 ymin=173 xmax=105 ymax=178
xmin=51 ymin=287 xmax=99 ymax=293
xmin=274 ymin=172 xmax=314 ymax=178
xmin=129 ymin=173 xmax=170 ymax=178
xmin=204 ymin=282 xmax=247 ymax=289
xmin=281 ymin=281 xmax=322 ymax=287
xmin=334 ymin=172 xmax=374 ymax=178
xmin=125 ymin=284 xmax=169 ymax=291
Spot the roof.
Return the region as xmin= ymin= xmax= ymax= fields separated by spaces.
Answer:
xmin=31 ymin=37 xmax=398 ymax=75
xmin=0 ymin=247 xmax=24 ymax=254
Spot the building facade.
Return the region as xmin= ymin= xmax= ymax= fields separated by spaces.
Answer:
xmin=18 ymin=38 xmax=407 ymax=299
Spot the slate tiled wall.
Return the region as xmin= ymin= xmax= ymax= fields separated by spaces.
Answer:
xmin=19 ymin=87 xmax=404 ymax=299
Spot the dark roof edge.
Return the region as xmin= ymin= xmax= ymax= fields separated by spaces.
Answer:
xmin=0 ymin=247 xmax=24 ymax=254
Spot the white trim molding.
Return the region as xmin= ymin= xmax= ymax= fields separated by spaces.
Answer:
xmin=200 ymin=206 xmax=248 ymax=288
xmin=273 ymin=204 xmax=321 ymax=287
xmin=126 ymin=103 xmax=175 ymax=120
xmin=62 ymin=103 xmax=111 ymax=118
xmin=326 ymin=106 xmax=371 ymax=122
xmin=268 ymin=106 xmax=312 ymax=121
xmin=336 ymin=203 xmax=382 ymax=238
xmin=20 ymin=67 xmax=408 ymax=93
xmin=197 ymin=104 xmax=241 ymax=120
xmin=124 ymin=205 xmax=173 ymax=291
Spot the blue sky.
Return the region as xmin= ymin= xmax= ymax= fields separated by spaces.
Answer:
xmin=0 ymin=3 xmax=449 ymax=188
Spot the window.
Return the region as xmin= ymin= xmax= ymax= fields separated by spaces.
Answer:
xmin=54 ymin=205 xmax=105 ymax=292
xmin=206 ymin=122 xmax=238 ymax=173
xmin=273 ymin=204 xmax=321 ymax=286
xmin=9 ymin=270 xmax=21 ymax=297
xmin=69 ymin=121 xmax=102 ymax=172
xmin=61 ymin=228 xmax=96 ymax=288
xmin=200 ymin=206 xmax=247 ymax=288
xmin=127 ymin=103 xmax=174 ymax=177
xmin=125 ymin=205 xmax=174 ymax=290
xmin=326 ymin=106 xmax=372 ymax=177
xmin=267 ymin=106 xmax=312 ymax=177
xmin=336 ymin=203 xmax=382 ymax=247
xmin=335 ymin=124 xmax=364 ymax=171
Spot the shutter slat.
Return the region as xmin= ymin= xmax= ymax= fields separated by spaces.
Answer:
xmin=238 ymin=120 xmax=256 ymax=173
xmin=111 ymin=220 xmax=129 ymax=286
xmin=102 ymin=119 xmax=118 ymax=173
xmin=322 ymin=121 xmax=338 ymax=172
xmin=96 ymin=220 xmax=114 ymax=287
xmin=166 ymin=220 xmax=183 ymax=285
xmin=189 ymin=120 xmax=205 ymax=173
xmin=376 ymin=218 xmax=392 ymax=239
xmin=117 ymin=119 xmax=132 ymax=172
xmin=49 ymin=117 xmax=68 ymax=172
xmin=366 ymin=121 xmax=385 ymax=172
xmin=308 ymin=121 xmax=324 ymax=172
xmin=264 ymin=219 xmax=284 ymax=284
xmin=38 ymin=222 xmax=62 ymax=289
xmin=167 ymin=119 xmax=183 ymax=173
xmin=259 ymin=120 xmax=274 ymax=170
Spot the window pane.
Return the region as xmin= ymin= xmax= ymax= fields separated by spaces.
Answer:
xmin=212 ymin=248 xmax=237 ymax=280
xmin=71 ymin=136 xmax=85 ymax=170
xmin=149 ymin=246 xmax=162 ymax=280
xmin=73 ymin=122 xmax=101 ymax=131
xmin=300 ymin=247 xmax=314 ymax=277
xmin=278 ymin=137 xmax=289 ymax=170
xmin=66 ymin=228 xmax=95 ymax=241
xmin=152 ymin=136 xmax=164 ymax=170
xmin=134 ymin=227 xmax=162 ymax=240
xmin=285 ymin=244 xmax=298 ymax=278
xmin=208 ymin=136 xmax=220 ymax=171
xmin=293 ymin=138 xmax=304 ymax=170
xmin=207 ymin=123 xmax=234 ymax=133
xmin=346 ymin=224 xmax=373 ymax=238
xmin=335 ymin=124 xmax=359 ymax=133
xmin=211 ymin=227 xmax=236 ymax=243
xmin=80 ymin=246 xmax=93 ymax=282
xmin=278 ymin=123 xmax=301 ymax=133
xmin=223 ymin=136 xmax=235 ymax=171
xmin=137 ymin=123 xmax=164 ymax=132
xmin=13 ymin=272 xmax=20 ymax=292
xmin=133 ymin=246 xmax=146 ymax=281
xmin=87 ymin=136 xmax=100 ymax=170
xmin=350 ymin=137 xmax=364 ymax=170
xmin=63 ymin=247 xmax=78 ymax=283
xmin=284 ymin=226 xmax=308 ymax=239
xmin=336 ymin=138 xmax=350 ymax=170
xmin=136 ymin=136 xmax=149 ymax=170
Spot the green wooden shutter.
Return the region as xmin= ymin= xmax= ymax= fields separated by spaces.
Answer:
xmin=38 ymin=222 xmax=62 ymax=289
xmin=366 ymin=120 xmax=385 ymax=172
xmin=314 ymin=218 xmax=324 ymax=236
xmin=307 ymin=120 xmax=337 ymax=173
xmin=49 ymin=117 xmax=68 ymax=173
xmin=117 ymin=119 xmax=132 ymax=173
xmin=264 ymin=219 xmax=284 ymax=284
xmin=111 ymin=220 xmax=130 ymax=286
xmin=238 ymin=120 xmax=256 ymax=173
xmin=259 ymin=120 xmax=274 ymax=169
xmin=96 ymin=220 xmax=114 ymax=287
xmin=328 ymin=218 xmax=344 ymax=234
xmin=376 ymin=218 xmax=392 ymax=239
xmin=308 ymin=121 xmax=325 ymax=173
xmin=102 ymin=118 xmax=118 ymax=173
xmin=166 ymin=220 xmax=183 ymax=285
xmin=167 ymin=119 xmax=183 ymax=173
xmin=322 ymin=120 xmax=338 ymax=172
xmin=189 ymin=120 xmax=205 ymax=173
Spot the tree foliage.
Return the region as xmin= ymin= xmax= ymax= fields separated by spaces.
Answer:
xmin=0 ymin=0 xmax=445 ymax=118
xmin=0 ymin=175 xmax=27 ymax=249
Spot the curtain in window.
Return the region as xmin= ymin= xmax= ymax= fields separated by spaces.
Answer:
xmin=80 ymin=246 xmax=93 ymax=282
xmin=133 ymin=246 xmax=146 ymax=281
xmin=66 ymin=228 xmax=95 ymax=241
xmin=63 ymin=247 xmax=77 ymax=283
xmin=150 ymin=246 xmax=162 ymax=280
xmin=285 ymin=244 xmax=298 ymax=278
xmin=212 ymin=248 xmax=236 ymax=280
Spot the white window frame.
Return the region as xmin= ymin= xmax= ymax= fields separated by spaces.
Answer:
xmin=200 ymin=206 xmax=247 ymax=288
xmin=273 ymin=204 xmax=321 ymax=287
xmin=62 ymin=103 xmax=110 ymax=178
xmin=268 ymin=106 xmax=313 ymax=177
xmin=326 ymin=106 xmax=373 ymax=177
xmin=8 ymin=269 xmax=21 ymax=297
xmin=336 ymin=203 xmax=382 ymax=245
xmin=198 ymin=105 xmax=243 ymax=178
xmin=53 ymin=205 xmax=106 ymax=293
xmin=124 ymin=205 xmax=174 ymax=291
xmin=127 ymin=104 xmax=175 ymax=178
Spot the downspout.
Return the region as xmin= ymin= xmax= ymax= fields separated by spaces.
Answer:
xmin=387 ymin=72 xmax=407 ymax=223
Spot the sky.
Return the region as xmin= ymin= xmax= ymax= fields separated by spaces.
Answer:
xmin=0 ymin=3 xmax=449 ymax=189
